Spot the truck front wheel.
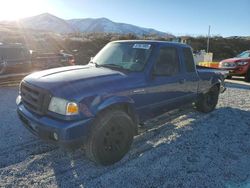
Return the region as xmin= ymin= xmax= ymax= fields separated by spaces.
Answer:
xmin=85 ymin=109 xmax=134 ymax=165
xmin=195 ymin=86 xmax=219 ymax=113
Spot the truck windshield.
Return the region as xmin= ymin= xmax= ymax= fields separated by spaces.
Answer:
xmin=92 ymin=42 xmax=153 ymax=72
xmin=236 ymin=51 xmax=250 ymax=58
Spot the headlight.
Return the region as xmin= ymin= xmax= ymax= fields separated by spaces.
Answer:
xmin=48 ymin=97 xmax=79 ymax=115
xmin=237 ymin=61 xmax=248 ymax=66
xmin=219 ymin=62 xmax=236 ymax=68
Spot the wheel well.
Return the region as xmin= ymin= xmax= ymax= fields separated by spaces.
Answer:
xmin=96 ymin=103 xmax=138 ymax=135
xmin=213 ymin=83 xmax=220 ymax=90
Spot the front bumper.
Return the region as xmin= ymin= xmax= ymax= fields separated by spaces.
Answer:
xmin=17 ymin=104 xmax=93 ymax=148
xmin=220 ymin=66 xmax=249 ymax=76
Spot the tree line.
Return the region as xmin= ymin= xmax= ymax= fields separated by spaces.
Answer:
xmin=1 ymin=27 xmax=250 ymax=64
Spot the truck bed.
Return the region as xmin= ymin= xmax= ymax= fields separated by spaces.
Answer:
xmin=196 ymin=65 xmax=229 ymax=78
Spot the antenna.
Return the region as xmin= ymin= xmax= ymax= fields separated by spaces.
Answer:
xmin=207 ymin=25 xmax=211 ymax=53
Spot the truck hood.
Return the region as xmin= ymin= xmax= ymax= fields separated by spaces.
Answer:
xmin=221 ymin=57 xmax=250 ymax=63
xmin=24 ymin=65 xmax=130 ymax=99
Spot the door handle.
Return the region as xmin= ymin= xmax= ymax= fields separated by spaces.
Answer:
xmin=179 ymin=79 xmax=186 ymax=84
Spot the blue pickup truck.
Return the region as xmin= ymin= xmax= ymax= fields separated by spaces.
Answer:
xmin=17 ymin=40 xmax=226 ymax=165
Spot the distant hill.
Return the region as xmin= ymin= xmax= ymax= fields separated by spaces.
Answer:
xmin=67 ymin=17 xmax=169 ymax=36
xmin=14 ymin=13 xmax=172 ymax=37
xmin=19 ymin=13 xmax=76 ymax=33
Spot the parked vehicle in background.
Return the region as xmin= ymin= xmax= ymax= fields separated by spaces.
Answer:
xmin=58 ymin=51 xmax=75 ymax=65
xmin=0 ymin=43 xmax=75 ymax=76
xmin=17 ymin=40 xmax=226 ymax=165
xmin=0 ymin=44 xmax=32 ymax=75
xmin=219 ymin=50 xmax=250 ymax=82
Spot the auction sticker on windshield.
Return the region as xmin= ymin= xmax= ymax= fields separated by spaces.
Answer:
xmin=133 ymin=44 xmax=151 ymax=49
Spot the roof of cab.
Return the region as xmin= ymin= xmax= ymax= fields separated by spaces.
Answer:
xmin=111 ymin=40 xmax=190 ymax=48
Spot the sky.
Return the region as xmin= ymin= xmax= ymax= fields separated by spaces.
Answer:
xmin=0 ymin=0 xmax=249 ymax=37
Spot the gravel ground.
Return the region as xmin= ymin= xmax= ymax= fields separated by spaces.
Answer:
xmin=0 ymin=80 xmax=250 ymax=188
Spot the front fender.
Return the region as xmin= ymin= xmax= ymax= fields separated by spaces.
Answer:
xmin=94 ymin=96 xmax=138 ymax=134
xmin=96 ymin=96 xmax=135 ymax=113
xmin=79 ymin=95 xmax=136 ymax=118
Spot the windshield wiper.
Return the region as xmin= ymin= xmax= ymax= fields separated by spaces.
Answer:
xmin=98 ymin=63 xmax=130 ymax=72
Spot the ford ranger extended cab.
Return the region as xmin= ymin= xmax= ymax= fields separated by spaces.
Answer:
xmin=17 ymin=40 xmax=226 ymax=165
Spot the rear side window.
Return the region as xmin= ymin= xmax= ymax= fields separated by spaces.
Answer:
xmin=154 ymin=47 xmax=180 ymax=76
xmin=183 ymin=48 xmax=195 ymax=72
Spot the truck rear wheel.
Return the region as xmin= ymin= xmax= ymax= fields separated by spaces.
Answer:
xmin=195 ymin=86 xmax=219 ymax=113
xmin=245 ymin=69 xmax=250 ymax=82
xmin=85 ymin=109 xmax=134 ymax=165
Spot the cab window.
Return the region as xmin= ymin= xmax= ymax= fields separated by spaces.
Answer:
xmin=154 ymin=47 xmax=180 ymax=76
xmin=183 ymin=47 xmax=195 ymax=72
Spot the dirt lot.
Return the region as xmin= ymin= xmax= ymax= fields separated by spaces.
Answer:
xmin=0 ymin=79 xmax=250 ymax=188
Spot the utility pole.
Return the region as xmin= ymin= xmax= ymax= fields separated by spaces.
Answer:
xmin=207 ymin=25 xmax=211 ymax=53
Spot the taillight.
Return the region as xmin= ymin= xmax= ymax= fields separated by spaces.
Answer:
xmin=69 ymin=58 xmax=75 ymax=65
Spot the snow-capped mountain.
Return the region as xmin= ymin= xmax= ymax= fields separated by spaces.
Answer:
xmin=17 ymin=13 xmax=171 ymax=36
xmin=67 ymin=17 xmax=168 ymax=36
xmin=19 ymin=13 xmax=75 ymax=33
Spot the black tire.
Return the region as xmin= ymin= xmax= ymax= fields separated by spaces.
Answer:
xmin=195 ymin=86 xmax=219 ymax=113
xmin=245 ymin=69 xmax=250 ymax=82
xmin=85 ymin=109 xmax=135 ymax=165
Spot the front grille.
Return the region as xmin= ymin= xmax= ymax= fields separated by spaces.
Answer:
xmin=21 ymin=82 xmax=50 ymax=115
